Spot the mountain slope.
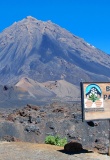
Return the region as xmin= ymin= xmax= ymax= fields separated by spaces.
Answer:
xmin=15 ymin=77 xmax=80 ymax=101
xmin=0 ymin=16 xmax=110 ymax=85
xmin=15 ymin=77 xmax=55 ymax=98
xmin=43 ymin=80 xmax=80 ymax=100
xmin=0 ymin=77 xmax=80 ymax=109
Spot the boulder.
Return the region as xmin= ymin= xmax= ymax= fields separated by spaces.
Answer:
xmin=94 ymin=138 xmax=109 ymax=154
xmin=64 ymin=141 xmax=83 ymax=152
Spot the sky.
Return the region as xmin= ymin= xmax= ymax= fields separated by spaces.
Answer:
xmin=0 ymin=0 xmax=110 ymax=54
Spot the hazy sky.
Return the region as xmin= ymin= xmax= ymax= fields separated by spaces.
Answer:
xmin=0 ymin=0 xmax=110 ymax=54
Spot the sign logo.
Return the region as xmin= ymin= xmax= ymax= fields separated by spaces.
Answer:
xmin=85 ymin=84 xmax=103 ymax=109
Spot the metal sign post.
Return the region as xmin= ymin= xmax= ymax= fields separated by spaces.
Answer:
xmin=108 ymin=120 xmax=110 ymax=156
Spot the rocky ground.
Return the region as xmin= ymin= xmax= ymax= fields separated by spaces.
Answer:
xmin=0 ymin=102 xmax=110 ymax=155
xmin=0 ymin=142 xmax=110 ymax=160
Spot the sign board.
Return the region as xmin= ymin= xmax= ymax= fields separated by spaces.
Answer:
xmin=81 ymin=82 xmax=110 ymax=121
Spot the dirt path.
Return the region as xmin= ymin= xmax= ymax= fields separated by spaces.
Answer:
xmin=0 ymin=141 xmax=110 ymax=160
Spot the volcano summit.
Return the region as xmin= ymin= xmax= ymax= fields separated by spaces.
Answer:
xmin=0 ymin=16 xmax=110 ymax=85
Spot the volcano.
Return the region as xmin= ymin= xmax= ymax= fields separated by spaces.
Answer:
xmin=0 ymin=16 xmax=110 ymax=86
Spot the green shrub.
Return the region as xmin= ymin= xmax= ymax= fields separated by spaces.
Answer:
xmin=45 ymin=135 xmax=67 ymax=147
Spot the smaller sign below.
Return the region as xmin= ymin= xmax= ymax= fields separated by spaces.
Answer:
xmin=81 ymin=82 xmax=110 ymax=121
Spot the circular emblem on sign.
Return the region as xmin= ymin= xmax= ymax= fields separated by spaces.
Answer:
xmin=85 ymin=84 xmax=103 ymax=108
xmin=85 ymin=84 xmax=102 ymax=102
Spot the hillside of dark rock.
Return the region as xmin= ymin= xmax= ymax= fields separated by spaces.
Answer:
xmin=0 ymin=102 xmax=109 ymax=154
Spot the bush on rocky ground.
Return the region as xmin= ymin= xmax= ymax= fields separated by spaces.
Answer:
xmin=45 ymin=135 xmax=67 ymax=147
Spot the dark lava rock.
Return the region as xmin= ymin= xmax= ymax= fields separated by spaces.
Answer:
xmin=87 ymin=121 xmax=96 ymax=127
xmin=52 ymin=108 xmax=65 ymax=113
xmin=0 ymin=102 xmax=109 ymax=154
xmin=64 ymin=141 xmax=83 ymax=153
xmin=28 ymin=115 xmax=33 ymax=123
xmin=25 ymin=125 xmax=40 ymax=134
xmin=35 ymin=117 xmax=41 ymax=124
xmin=2 ymin=135 xmax=20 ymax=142
xmin=73 ymin=113 xmax=82 ymax=123
xmin=26 ymin=104 xmax=39 ymax=111
xmin=19 ymin=110 xmax=29 ymax=117
xmin=94 ymin=138 xmax=109 ymax=154
xmin=3 ymin=85 xmax=8 ymax=91
xmin=67 ymin=130 xmax=76 ymax=139
xmin=46 ymin=121 xmax=55 ymax=130
xmin=6 ymin=114 xmax=16 ymax=122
